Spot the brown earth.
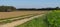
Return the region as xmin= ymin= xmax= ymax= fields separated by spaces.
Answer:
xmin=0 ymin=11 xmax=47 ymax=19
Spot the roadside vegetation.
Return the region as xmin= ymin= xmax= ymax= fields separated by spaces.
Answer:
xmin=45 ymin=10 xmax=60 ymax=27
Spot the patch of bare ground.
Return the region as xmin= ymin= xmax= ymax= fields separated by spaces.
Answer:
xmin=0 ymin=11 xmax=47 ymax=19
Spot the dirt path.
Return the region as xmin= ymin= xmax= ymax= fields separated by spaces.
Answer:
xmin=0 ymin=14 xmax=45 ymax=27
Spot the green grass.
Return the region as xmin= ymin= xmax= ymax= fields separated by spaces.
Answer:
xmin=45 ymin=10 xmax=60 ymax=27
xmin=0 ymin=19 xmax=13 ymax=25
xmin=15 ymin=16 xmax=48 ymax=27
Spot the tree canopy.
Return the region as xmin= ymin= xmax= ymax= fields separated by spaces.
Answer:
xmin=0 ymin=6 xmax=16 ymax=12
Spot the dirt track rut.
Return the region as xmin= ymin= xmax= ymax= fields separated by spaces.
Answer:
xmin=0 ymin=14 xmax=44 ymax=27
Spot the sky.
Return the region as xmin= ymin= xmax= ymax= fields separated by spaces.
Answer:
xmin=0 ymin=0 xmax=59 ymax=8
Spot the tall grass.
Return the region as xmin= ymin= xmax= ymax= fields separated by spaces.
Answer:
xmin=45 ymin=10 xmax=60 ymax=27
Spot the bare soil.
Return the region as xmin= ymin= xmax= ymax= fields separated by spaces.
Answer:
xmin=0 ymin=11 xmax=46 ymax=19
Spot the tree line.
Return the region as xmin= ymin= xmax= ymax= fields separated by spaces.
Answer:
xmin=0 ymin=6 xmax=60 ymax=12
xmin=0 ymin=6 xmax=16 ymax=12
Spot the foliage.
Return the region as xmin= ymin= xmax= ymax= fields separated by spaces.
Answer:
xmin=45 ymin=10 xmax=60 ymax=27
xmin=0 ymin=6 xmax=16 ymax=12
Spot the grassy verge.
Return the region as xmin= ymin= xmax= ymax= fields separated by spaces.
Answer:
xmin=15 ymin=15 xmax=48 ymax=27
xmin=44 ymin=10 xmax=60 ymax=27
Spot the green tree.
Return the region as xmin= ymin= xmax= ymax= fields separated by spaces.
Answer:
xmin=55 ymin=7 xmax=60 ymax=10
xmin=0 ymin=6 xmax=16 ymax=12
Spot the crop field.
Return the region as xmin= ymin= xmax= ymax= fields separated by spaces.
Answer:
xmin=0 ymin=11 xmax=46 ymax=19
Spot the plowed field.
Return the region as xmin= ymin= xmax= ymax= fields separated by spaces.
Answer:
xmin=0 ymin=11 xmax=47 ymax=19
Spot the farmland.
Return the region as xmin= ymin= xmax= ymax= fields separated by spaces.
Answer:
xmin=0 ymin=10 xmax=60 ymax=27
xmin=1 ymin=10 xmax=60 ymax=27
xmin=0 ymin=11 xmax=46 ymax=19
xmin=15 ymin=10 xmax=60 ymax=27
xmin=0 ymin=11 xmax=48 ymax=27
xmin=0 ymin=1 xmax=59 ymax=27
